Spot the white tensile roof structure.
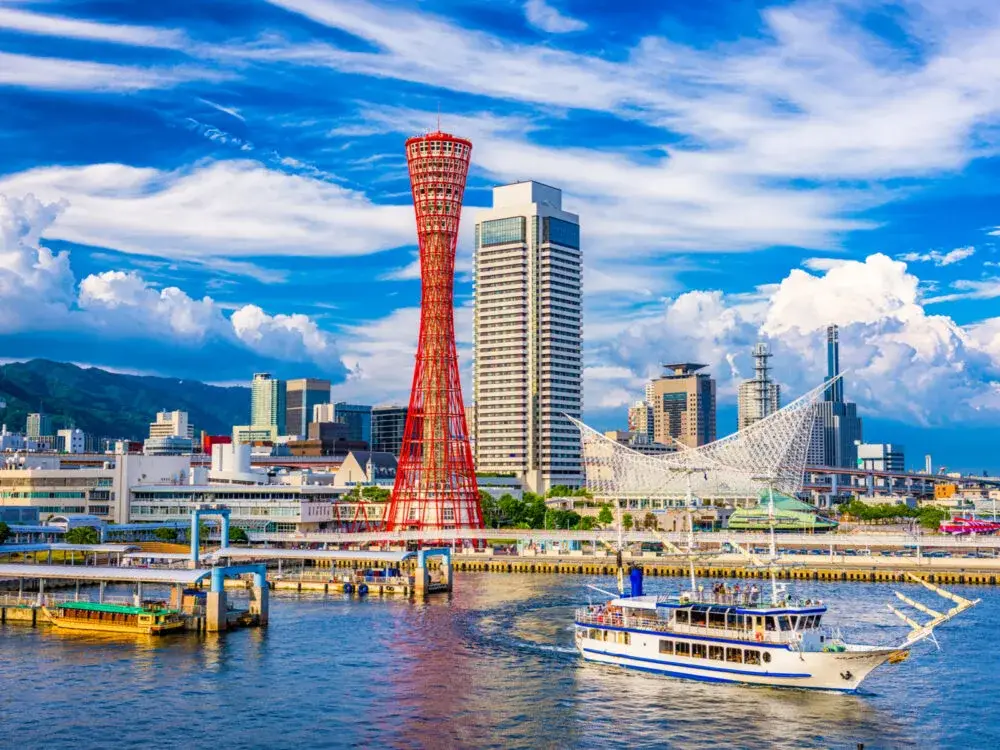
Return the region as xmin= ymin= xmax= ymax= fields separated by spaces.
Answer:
xmin=571 ymin=379 xmax=832 ymax=501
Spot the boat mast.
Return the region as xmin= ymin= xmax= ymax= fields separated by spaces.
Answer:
xmin=768 ymin=483 xmax=778 ymax=605
xmin=687 ymin=471 xmax=697 ymax=595
xmin=616 ymin=497 xmax=625 ymax=596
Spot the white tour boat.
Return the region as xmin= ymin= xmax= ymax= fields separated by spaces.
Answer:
xmin=576 ymin=484 xmax=979 ymax=692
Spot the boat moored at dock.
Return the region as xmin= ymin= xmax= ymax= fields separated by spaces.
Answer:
xmin=43 ymin=600 xmax=185 ymax=635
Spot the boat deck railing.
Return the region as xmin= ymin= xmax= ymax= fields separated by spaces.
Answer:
xmin=679 ymin=592 xmax=824 ymax=610
xmin=575 ymin=608 xmax=802 ymax=645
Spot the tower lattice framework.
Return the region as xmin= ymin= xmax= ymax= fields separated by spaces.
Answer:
xmin=385 ymin=131 xmax=483 ymax=530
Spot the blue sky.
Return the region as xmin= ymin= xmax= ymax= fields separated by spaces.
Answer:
xmin=1 ymin=0 xmax=1000 ymax=470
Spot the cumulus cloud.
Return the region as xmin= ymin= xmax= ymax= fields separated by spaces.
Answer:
xmin=0 ymin=192 xmax=346 ymax=379
xmin=590 ymin=254 xmax=1000 ymax=425
xmin=0 ymin=194 xmax=75 ymax=328
xmin=524 ymin=0 xmax=587 ymax=34
xmin=898 ymin=246 xmax=976 ymax=266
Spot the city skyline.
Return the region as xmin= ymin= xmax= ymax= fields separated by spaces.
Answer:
xmin=2 ymin=1 xmax=1000 ymax=469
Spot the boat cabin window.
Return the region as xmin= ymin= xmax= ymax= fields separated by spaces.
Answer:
xmin=765 ymin=617 xmax=776 ymax=631
xmin=690 ymin=610 xmax=707 ymax=627
xmin=778 ymin=616 xmax=792 ymax=631
xmin=708 ymin=646 xmax=724 ymax=661
xmin=726 ymin=647 xmax=743 ymax=663
xmin=691 ymin=643 xmax=706 ymax=659
xmin=659 ymin=639 xmax=673 ymax=654
xmin=708 ymin=611 xmax=727 ymax=628
xmin=744 ymin=649 xmax=762 ymax=665
xmin=675 ymin=610 xmax=689 ymax=625
xmin=588 ymin=628 xmax=600 ymax=640
xmin=675 ymin=642 xmax=691 ymax=656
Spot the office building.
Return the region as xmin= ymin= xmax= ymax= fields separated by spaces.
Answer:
xmin=858 ymin=443 xmax=905 ymax=473
xmin=472 ymin=181 xmax=583 ymax=492
xmin=145 ymin=410 xmax=194 ymax=455
xmin=148 ymin=410 xmax=193 ymax=440
xmin=811 ymin=325 xmax=864 ymax=468
xmin=56 ymin=428 xmax=85 ymax=454
xmin=26 ymin=413 xmax=52 ymax=440
xmin=333 ymin=403 xmax=372 ymax=444
xmin=646 ymin=363 xmax=716 ymax=448
xmin=251 ymin=373 xmax=286 ymax=434
xmin=737 ymin=343 xmax=781 ymax=430
xmin=313 ymin=403 xmax=335 ymax=424
xmin=371 ymin=405 xmax=408 ymax=456
xmin=603 ymin=430 xmax=675 ymax=456
xmin=627 ymin=401 xmax=654 ymax=442
xmin=286 ymin=378 xmax=331 ymax=438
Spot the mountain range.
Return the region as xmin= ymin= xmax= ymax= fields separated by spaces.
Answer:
xmin=0 ymin=360 xmax=250 ymax=441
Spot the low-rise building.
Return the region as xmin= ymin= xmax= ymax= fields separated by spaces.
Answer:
xmin=334 ymin=451 xmax=398 ymax=486
xmin=128 ymin=484 xmax=341 ymax=534
xmin=0 ymin=453 xmax=193 ymax=522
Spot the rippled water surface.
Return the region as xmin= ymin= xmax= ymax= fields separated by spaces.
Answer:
xmin=0 ymin=573 xmax=995 ymax=749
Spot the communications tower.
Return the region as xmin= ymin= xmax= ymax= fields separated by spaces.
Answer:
xmin=385 ymin=131 xmax=483 ymax=530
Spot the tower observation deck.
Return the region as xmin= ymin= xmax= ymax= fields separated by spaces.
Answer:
xmin=385 ymin=131 xmax=483 ymax=530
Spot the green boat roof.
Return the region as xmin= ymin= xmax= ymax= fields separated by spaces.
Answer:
xmin=55 ymin=601 xmax=177 ymax=616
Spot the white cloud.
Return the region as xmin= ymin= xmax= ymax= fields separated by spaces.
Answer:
xmin=379 ymin=253 xmax=421 ymax=281
xmin=0 ymin=51 xmax=219 ymax=92
xmin=249 ymin=0 xmax=1000 ymax=262
xmin=925 ymin=277 xmax=1000 ymax=304
xmin=802 ymin=257 xmax=851 ymax=272
xmin=898 ymin=245 xmax=976 ymax=266
xmin=524 ymin=0 xmax=587 ymax=34
xmin=0 ymin=194 xmax=75 ymax=328
xmin=0 ymin=192 xmax=344 ymax=372
xmin=331 ymin=301 xmax=475 ymax=404
xmin=0 ymin=160 xmax=414 ymax=259
xmin=590 ymin=254 xmax=1000 ymax=424
xmin=0 ymin=7 xmax=185 ymax=48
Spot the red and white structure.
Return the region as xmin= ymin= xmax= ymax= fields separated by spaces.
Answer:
xmin=385 ymin=131 xmax=484 ymax=530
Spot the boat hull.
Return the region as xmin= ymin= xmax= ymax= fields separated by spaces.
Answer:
xmin=575 ymin=627 xmax=898 ymax=692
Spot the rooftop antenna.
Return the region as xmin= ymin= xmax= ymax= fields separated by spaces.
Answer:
xmin=436 ymin=100 xmax=441 ymax=133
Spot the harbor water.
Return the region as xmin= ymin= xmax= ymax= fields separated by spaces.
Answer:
xmin=0 ymin=573 xmax=995 ymax=749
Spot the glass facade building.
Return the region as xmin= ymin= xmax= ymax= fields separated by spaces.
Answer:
xmin=286 ymin=378 xmax=331 ymax=438
xmin=371 ymin=406 xmax=408 ymax=456
xmin=333 ymin=403 xmax=372 ymax=445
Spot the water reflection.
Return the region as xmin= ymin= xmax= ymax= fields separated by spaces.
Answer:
xmin=0 ymin=573 xmax=995 ymax=749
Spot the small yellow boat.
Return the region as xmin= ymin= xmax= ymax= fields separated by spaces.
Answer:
xmin=43 ymin=601 xmax=184 ymax=635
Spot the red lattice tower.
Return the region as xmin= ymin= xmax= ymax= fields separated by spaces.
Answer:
xmin=385 ymin=131 xmax=483 ymax=530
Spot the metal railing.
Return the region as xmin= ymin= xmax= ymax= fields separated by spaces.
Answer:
xmin=574 ymin=608 xmax=805 ymax=645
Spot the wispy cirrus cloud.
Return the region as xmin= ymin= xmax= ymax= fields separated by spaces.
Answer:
xmin=0 ymin=7 xmax=186 ymax=48
xmin=0 ymin=51 xmax=220 ymax=92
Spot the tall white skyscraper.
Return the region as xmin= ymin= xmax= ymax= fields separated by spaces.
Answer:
xmin=472 ymin=181 xmax=582 ymax=493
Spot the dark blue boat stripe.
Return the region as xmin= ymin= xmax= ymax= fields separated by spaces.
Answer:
xmin=574 ymin=622 xmax=793 ymax=650
xmin=581 ymin=648 xmax=811 ymax=679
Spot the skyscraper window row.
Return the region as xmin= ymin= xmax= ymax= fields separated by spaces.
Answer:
xmin=480 ymin=217 xmax=527 ymax=246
